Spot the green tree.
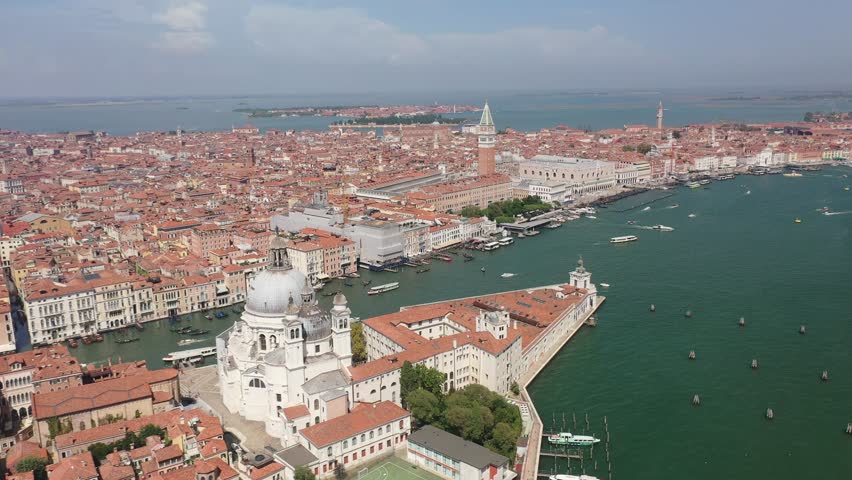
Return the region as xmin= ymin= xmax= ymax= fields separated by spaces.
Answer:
xmin=622 ymin=145 xmax=635 ymax=152
xmin=460 ymin=205 xmax=484 ymax=218
xmin=486 ymin=422 xmax=519 ymax=460
xmin=88 ymin=443 xmax=113 ymax=463
xmin=636 ymin=143 xmax=653 ymax=155
xmin=350 ymin=321 xmax=367 ymax=363
xmin=334 ymin=463 xmax=346 ymax=480
xmin=399 ymin=362 xmax=446 ymax=406
xmin=139 ymin=424 xmax=166 ymax=440
xmin=15 ymin=456 xmax=49 ymax=480
xmin=406 ymin=388 xmax=441 ymax=425
xmin=510 ymin=382 xmax=520 ymax=396
xmin=294 ymin=465 xmax=316 ymax=480
xmin=672 ymin=130 xmax=682 ymax=139
xmin=803 ymin=111 xmax=814 ymax=122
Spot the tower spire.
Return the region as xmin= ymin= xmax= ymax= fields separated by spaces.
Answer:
xmin=477 ymin=100 xmax=496 ymax=177
xmin=656 ymin=100 xmax=664 ymax=130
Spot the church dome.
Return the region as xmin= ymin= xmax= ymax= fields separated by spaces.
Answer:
xmin=244 ymin=268 xmax=307 ymax=316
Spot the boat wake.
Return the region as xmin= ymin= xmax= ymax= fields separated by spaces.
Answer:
xmin=824 ymin=210 xmax=852 ymax=216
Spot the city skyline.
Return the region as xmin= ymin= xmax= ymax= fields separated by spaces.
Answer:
xmin=3 ymin=0 xmax=852 ymax=97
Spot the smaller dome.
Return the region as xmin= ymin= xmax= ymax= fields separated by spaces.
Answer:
xmin=270 ymin=234 xmax=289 ymax=250
xmin=333 ymin=291 xmax=347 ymax=305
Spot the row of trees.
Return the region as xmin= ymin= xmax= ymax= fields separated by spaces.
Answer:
xmin=621 ymin=143 xmax=654 ymax=154
xmin=400 ymin=361 xmax=523 ymax=461
xmin=459 ymin=195 xmax=553 ymax=224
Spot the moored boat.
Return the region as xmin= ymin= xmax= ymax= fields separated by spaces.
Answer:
xmin=547 ymin=432 xmax=601 ymax=446
xmin=652 ymin=225 xmax=675 ymax=232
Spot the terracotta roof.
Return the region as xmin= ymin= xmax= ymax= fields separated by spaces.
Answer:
xmin=46 ymin=451 xmax=98 ymax=480
xmin=33 ymin=376 xmax=152 ymax=419
xmin=248 ymin=460 xmax=285 ymax=480
xmin=299 ymin=401 xmax=409 ymax=448
xmin=160 ymin=458 xmax=238 ymax=480
xmin=6 ymin=442 xmax=49 ymax=473
xmin=281 ymin=404 xmax=310 ymax=420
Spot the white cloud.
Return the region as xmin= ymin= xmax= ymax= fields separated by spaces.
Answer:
xmin=242 ymin=5 xmax=648 ymax=88
xmin=152 ymin=1 xmax=213 ymax=54
xmin=153 ymin=1 xmax=207 ymax=30
xmin=154 ymin=31 xmax=214 ymax=53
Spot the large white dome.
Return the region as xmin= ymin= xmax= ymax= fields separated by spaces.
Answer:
xmin=244 ymin=268 xmax=307 ymax=316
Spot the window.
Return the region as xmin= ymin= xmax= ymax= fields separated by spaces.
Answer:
xmin=370 ymin=446 xmax=374 ymax=454
xmin=369 ymin=431 xmax=374 ymax=440
xmin=276 ymin=394 xmax=282 ymax=402
xmin=315 ymin=416 xmax=320 ymax=424
xmin=315 ymin=345 xmax=320 ymax=353
xmin=343 ymin=440 xmax=348 ymax=449
xmin=259 ymin=334 xmax=267 ymax=351
xmin=314 ymin=399 xmax=319 ymax=410
xmin=249 ymin=379 xmax=265 ymax=388
xmin=327 ymin=447 xmax=332 ymax=457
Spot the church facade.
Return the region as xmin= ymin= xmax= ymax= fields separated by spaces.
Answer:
xmin=216 ymin=234 xmax=354 ymax=446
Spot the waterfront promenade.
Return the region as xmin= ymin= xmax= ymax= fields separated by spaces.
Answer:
xmin=519 ymin=296 xmax=605 ymax=480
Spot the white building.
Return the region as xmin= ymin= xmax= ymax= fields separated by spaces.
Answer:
xmin=408 ymin=425 xmax=514 ymax=480
xmin=216 ymin=236 xmax=354 ymax=447
xmin=520 ymin=155 xmax=618 ymax=202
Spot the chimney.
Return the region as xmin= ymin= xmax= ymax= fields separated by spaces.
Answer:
xmin=452 ymin=339 xmax=457 ymax=349
xmin=513 ymin=320 xmax=518 ymax=330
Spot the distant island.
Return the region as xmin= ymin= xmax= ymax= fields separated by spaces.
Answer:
xmin=803 ymin=111 xmax=852 ymax=122
xmin=709 ymin=96 xmax=761 ymax=101
xmin=234 ymin=104 xmax=479 ymax=119
xmin=332 ymin=114 xmax=465 ymax=126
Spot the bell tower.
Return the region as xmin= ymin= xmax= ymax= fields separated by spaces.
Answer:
xmin=330 ymin=292 xmax=352 ymax=366
xmin=570 ymin=257 xmax=593 ymax=291
xmin=477 ymin=101 xmax=496 ymax=177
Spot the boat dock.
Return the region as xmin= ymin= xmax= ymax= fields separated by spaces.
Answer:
xmin=517 ymin=296 xmax=605 ymax=480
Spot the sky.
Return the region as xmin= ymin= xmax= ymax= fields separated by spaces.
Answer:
xmin=2 ymin=0 xmax=852 ymax=98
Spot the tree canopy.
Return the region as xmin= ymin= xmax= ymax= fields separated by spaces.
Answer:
xmin=294 ymin=465 xmax=316 ymax=480
xmin=400 ymin=361 xmax=446 ymax=406
xmin=405 ymin=383 xmax=523 ymax=461
xmin=350 ymin=321 xmax=367 ymax=363
xmin=459 ymin=196 xmax=551 ymax=222
xmin=15 ymin=456 xmax=49 ymax=480
xmin=88 ymin=424 xmax=167 ymax=463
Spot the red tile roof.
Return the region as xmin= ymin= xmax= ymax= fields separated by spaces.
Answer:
xmin=299 ymin=401 xmax=408 ymax=448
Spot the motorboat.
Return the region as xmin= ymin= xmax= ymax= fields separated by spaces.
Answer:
xmin=177 ymin=339 xmax=202 ymax=346
xmin=783 ymin=172 xmax=803 ymax=177
xmin=599 ymin=283 xmax=610 ymax=288
xmin=652 ymin=225 xmax=675 ymax=232
xmin=794 ymin=218 xmax=802 ymax=224
xmin=642 ymin=206 xmax=651 ymax=211
xmin=586 ymin=215 xmax=597 ymax=219
xmin=610 ymin=235 xmax=639 ymax=243
xmin=500 ymin=273 xmax=516 ymax=278
xmin=368 ymin=283 xmax=400 ymax=295
xmin=688 ymin=213 xmax=697 ymax=218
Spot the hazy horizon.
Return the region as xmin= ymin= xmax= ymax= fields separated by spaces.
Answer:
xmin=3 ymin=0 xmax=852 ymax=98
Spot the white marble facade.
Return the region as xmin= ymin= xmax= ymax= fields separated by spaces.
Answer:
xmin=216 ymin=235 xmax=353 ymax=443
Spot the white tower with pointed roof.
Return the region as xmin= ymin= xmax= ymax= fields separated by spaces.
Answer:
xmin=478 ymin=101 xmax=497 ymax=176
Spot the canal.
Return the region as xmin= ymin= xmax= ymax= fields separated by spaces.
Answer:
xmin=76 ymin=167 xmax=852 ymax=479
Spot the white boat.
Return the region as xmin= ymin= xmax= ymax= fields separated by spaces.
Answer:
xmin=483 ymin=241 xmax=501 ymax=250
xmin=688 ymin=213 xmax=697 ymax=218
xmin=652 ymin=225 xmax=675 ymax=232
xmin=610 ymin=235 xmax=638 ymax=244
xmin=525 ymin=230 xmax=540 ymax=236
xmin=368 ymin=282 xmax=399 ymax=295
xmin=549 ymin=475 xmax=600 ymax=480
xmin=686 ymin=181 xmax=702 ymax=189
xmin=642 ymin=206 xmax=651 ymax=211
xmin=586 ymin=215 xmax=597 ymax=219
xmin=745 ymin=190 xmax=751 ymax=195
xmin=177 ymin=338 xmax=202 ymax=347
xmin=163 ymin=346 xmax=217 ymax=363
xmin=500 ymin=273 xmax=516 ymax=278
xmin=783 ymin=172 xmax=803 ymax=177
xmin=599 ymin=283 xmax=610 ymax=288
xmin=498 ymin=237 xmax=514 ymax=246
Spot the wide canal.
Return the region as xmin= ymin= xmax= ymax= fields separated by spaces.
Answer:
xmin=76 ymin=167 xmax=852 ymax=479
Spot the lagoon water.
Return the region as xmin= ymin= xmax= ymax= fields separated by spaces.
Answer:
xmin=3 ymin=90 xmax=852 ymax=135
xmin=74 ymin=168 xmax=852 ymax=479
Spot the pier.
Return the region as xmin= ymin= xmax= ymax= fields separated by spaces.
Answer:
xmin=517 ymin=296 xmax=605 ymax=480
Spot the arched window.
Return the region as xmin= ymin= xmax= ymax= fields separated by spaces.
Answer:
xmin=327 ymin=447 xmax=332 ymax=457
xmin=314 ymin=399 xmax=319 ymax=410
xmin=269 ymin=335 xmax=277 ymax=348
xmin=314 ymin=416 xmax=320 ymax=425
xmin=343 ymin=440 xmax=348 ymax=449
xmin=259 ymin=334 xmax=267 ymax=351
xmin=249 ymin=379 xmax=266 ymax=388
xmin=370 ymin=389 xmax=376 ymax=395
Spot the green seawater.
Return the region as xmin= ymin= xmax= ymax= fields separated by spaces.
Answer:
xmin=76 ymin=168 xmax=852 ymax=478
